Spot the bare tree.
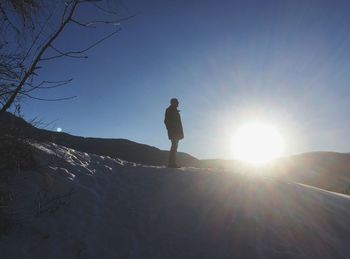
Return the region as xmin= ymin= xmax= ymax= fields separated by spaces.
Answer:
xmin=0 ymin=0 xmax=133 ymax=115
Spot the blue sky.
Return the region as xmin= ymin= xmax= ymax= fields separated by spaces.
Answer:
xmin=21 ymin=0 xmax=350 ymax=159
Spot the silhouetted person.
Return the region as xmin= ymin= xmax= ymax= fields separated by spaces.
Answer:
xmin=164 ymin=98 xmax=184 ymax=168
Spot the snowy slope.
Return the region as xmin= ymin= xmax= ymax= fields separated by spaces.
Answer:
xmin=1 ymin=142 xmax=350 ymax=259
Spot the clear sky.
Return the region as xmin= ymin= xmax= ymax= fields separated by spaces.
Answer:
xmin=21 ymin=0 xmax=350 ymax=159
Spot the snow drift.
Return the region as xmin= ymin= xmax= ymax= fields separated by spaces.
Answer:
xmin=1 ymin=142 xmax=350 ymax=259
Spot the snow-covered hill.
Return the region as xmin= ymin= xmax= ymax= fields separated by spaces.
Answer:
xmin=2 ymin=142 xmax=350 ymax=258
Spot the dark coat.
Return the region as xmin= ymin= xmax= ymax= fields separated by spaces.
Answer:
xmin=164 ymin=106 xmax=184 ymax=140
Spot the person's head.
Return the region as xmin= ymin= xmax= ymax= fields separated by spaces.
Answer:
xmin=170 ymin=98 xmax=179 ymax=108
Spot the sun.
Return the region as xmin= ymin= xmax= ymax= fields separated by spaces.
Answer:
xmin=232 ymin=122 xmax=284 ymax=164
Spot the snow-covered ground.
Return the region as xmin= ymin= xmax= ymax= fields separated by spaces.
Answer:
xmin=2 ymin=142 xmax=350 ymax=259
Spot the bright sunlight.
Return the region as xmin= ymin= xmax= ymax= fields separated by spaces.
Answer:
xmin=232 ymin=122 xmax=284 ymax=164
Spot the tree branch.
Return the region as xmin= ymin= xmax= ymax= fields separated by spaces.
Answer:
xmin=24 ymin=78 xmax=73 ymax=92
xmin=20 ymin=92 xmax=77 ymax=101
xmin=40 ymin=28 xmax=121 ymax=61
xmin=0 ymin=0 xmax=79 ymax=113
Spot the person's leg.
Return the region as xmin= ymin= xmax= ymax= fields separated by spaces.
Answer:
xmin=168 ymin=139 xmax=179 ymax=167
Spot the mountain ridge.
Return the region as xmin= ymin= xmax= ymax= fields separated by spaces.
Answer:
xmin=2 ymin=111 xmax=350 ymax=194
xmin=0 ymin=112 xmax=198 ymax=166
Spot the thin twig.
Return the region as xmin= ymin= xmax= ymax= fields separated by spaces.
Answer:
xmin=20 ymin=92 xmax=77 ymax=101
xmin=41 ymin=28 xmax=121 ymax=61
